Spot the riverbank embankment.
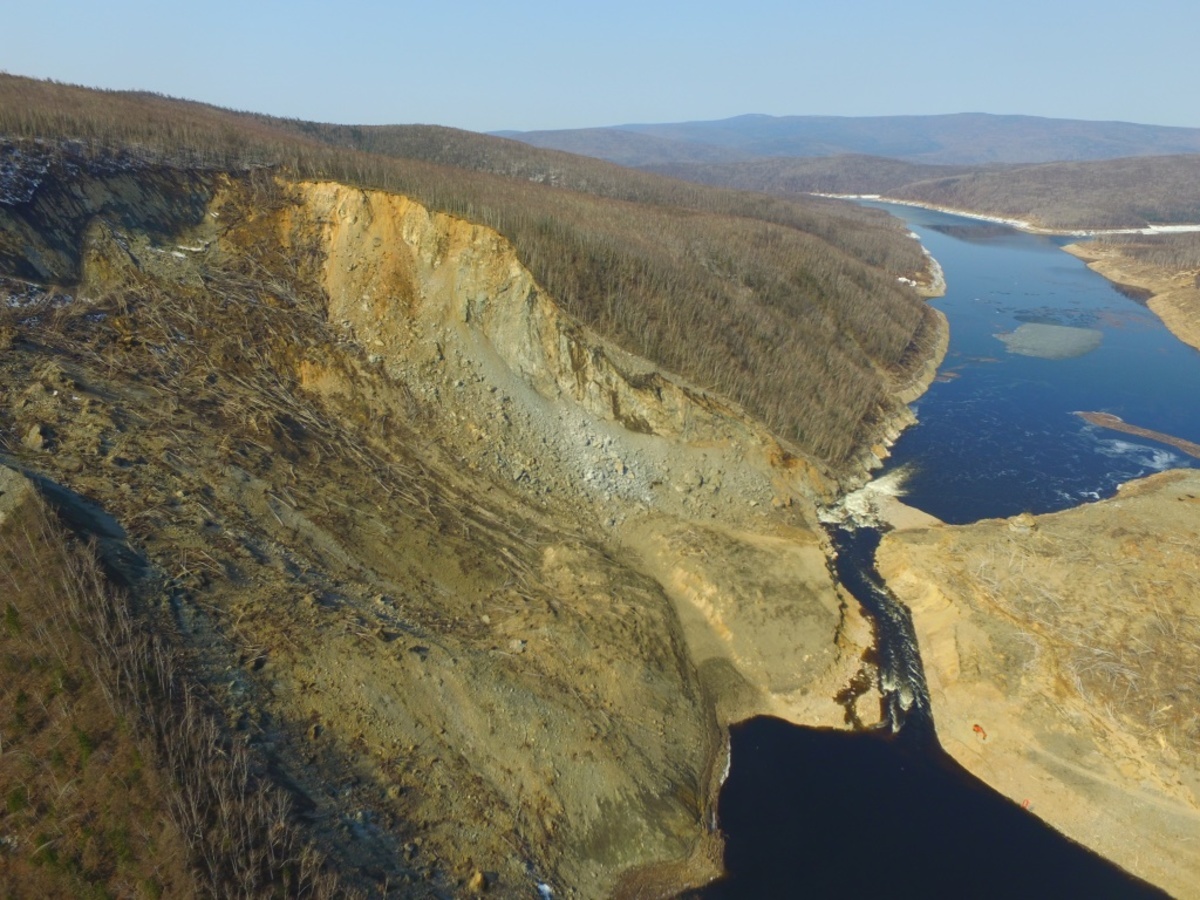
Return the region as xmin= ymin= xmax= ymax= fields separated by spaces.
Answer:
xmin=1064 ymin=241 xmax=1200 ymax=353
xmin=877 ymin=470 xmax=1200 ymax=899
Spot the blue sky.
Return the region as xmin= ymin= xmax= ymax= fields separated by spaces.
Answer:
xmin=2 ymin=0 xmax=1196 ymax=132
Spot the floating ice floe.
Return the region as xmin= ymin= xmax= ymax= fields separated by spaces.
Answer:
xmin=994 ymin=323 xmax=1102 ymax=359
xmin=820 ymin=467 xmax=912 ymax=529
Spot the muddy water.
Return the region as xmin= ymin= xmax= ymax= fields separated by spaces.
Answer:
xmin=695 ymin=206 xmax=1194 ymax=897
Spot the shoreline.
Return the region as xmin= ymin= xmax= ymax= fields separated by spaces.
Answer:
xmin=815 ymin=193 xmax=1200 ymax=238
xmin=836 ymin=233 xmax=950 ymax=494
xmin=847 ymin=281 xmax=950 ymax=490
xmin=1076 ymin=411 xmax=1200 ymax=459
xmin=832 ymin=190 xmax=1200 ymax=373
xmin=1063 ymin=241 xmax=1200 ymax=352
xmin=877 ymin=472 xmax=1200 ymax=899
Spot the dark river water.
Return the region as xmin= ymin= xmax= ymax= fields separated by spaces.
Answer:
xmin=872 ymin=204 xmax=1200 ymax=523
xmin=693 ymin=205 xmax=1196 ymax=898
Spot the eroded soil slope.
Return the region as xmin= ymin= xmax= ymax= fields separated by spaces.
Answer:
xmin=0 ymin=161 xmax=896 ymax=896
xmin=877 ymin=471 xmax=1200 ymax=898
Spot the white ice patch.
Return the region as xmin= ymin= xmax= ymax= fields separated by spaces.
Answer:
xmin=820 ymin=467 xmax=912 ymax=528
xmin=994 ymin=323 xmax=1102 ymax=359
xmin=718 ymin=740 xmax=732 ymax=786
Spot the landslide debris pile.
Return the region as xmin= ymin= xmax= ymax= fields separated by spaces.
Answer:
xmin=0 ymin=80 xmax=944 ymax=896
xmin=0 ymin=131 xmax=903 ymax=895
xmin=1 ymin=152 xmax=721 ymax=897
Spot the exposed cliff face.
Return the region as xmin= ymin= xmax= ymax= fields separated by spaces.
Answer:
xmin=296 ymin=182 xmax=834 ymax=477
xmin=0 ymin=165 xmax=897 ymax=895
xmin=877 ymin=471 xmax=1200 ymax=898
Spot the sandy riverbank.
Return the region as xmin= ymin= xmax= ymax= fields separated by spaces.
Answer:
xmin=1064 ymin=241 xmax=1200 ymax=352
xmin=877 ymin=470 xmax=1200 ymax=898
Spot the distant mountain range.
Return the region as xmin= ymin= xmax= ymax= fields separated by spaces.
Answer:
xmin=495 ymin=113 xmax=1200 ymax=166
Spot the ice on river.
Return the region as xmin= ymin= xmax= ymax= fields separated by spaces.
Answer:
xmin=994 ymin=322 xmax=1103 ymax=359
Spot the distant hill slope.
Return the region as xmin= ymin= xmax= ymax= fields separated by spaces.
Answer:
xmin=492 ymin=126 xmax=749 ymax=166
xmin=889 ymin=155 xmax=1200 ymax=229
xmin=643 ymin=155 xmax=971 ymax=197
xmin=647 ymin=153 xmax=1200 ymax=230
xmin=499 ymin=112 xmax=1200 ymax=166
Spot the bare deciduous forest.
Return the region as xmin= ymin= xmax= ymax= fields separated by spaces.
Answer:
xmin=1095 ymin=232 xmax=1200 ymax=272
xmin=890 ymin=156 xmax=1200 ymax=229
xmin=0 ymin=74 xmax=940 ymax=468
xmin=646 ymin=151 xmax=1200 ymax=232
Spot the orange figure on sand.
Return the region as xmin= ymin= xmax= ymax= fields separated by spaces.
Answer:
xmin=972 ymin=723 xmax=988 ymax=741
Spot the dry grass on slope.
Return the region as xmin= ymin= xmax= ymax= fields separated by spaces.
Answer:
xmin=0 ymin=74 xmax=938 ymax=471
xmin=0 ymin=476 xmax=345 ymax=899
xmin=1 ymin=483 xmax=195 ymax=900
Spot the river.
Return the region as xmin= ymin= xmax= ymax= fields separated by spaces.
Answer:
xmin=692 ymin=204 xmax=1198 ymax=897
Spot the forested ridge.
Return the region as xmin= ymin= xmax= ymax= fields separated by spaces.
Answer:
xmin=1 ymin=74 xmax=941 ymax=469
xmin=504 ymin=112 xmax=1200 ymax=166
xmin=1094 ymin=232 xmax=1200 ymax=273
xmin=890 ymin=156 xmax=1200 ymax=229
xmin=650 ymin=153 xmax=1200 ymax=231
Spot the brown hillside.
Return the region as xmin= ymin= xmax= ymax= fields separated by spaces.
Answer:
xmin=0 ymin=74 xmax=941 ymax=470
xmin=0 ymin=150 xmax=900 ymax=895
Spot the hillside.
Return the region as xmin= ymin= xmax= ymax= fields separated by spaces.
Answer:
xmin=878 ymin=471 xmax=1200 ymax=899
xmin=0 ymin=78 xmax=950 ymax=896
xmin=0 ymin=74 xmax=941 ymax=470
xmin=648 ymin=153 xmax=1200 ymax=231
xmin=642 ymin=155 xmax=971 ymax=198
xmin=0 ymin=142 xmax=898 ymax=898
xmin=491 ymin=127 xmax=748 ymax=167
xmin=500 ymin=112 xmax=1200 ymax=167
xmin=889 ymin=155 xmax=1200 ymax=229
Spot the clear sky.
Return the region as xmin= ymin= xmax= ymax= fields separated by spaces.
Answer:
xmin=2 ymin=0 xmax=1197 ymax=132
